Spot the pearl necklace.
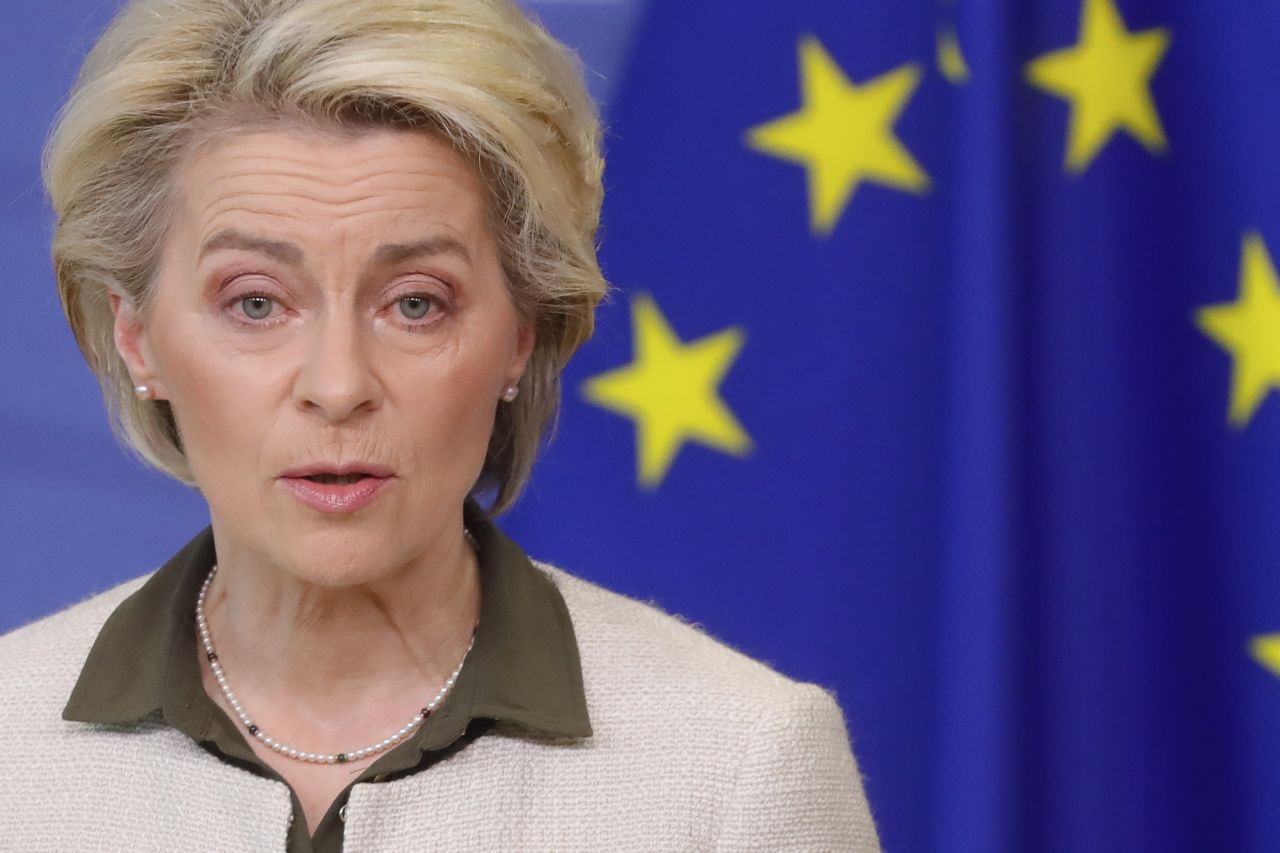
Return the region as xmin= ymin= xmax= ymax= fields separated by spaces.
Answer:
xmin=194 ymin=555 xmax=478 ymax=766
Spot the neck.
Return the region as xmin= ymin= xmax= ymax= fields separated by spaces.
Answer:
xmin=200 ymin=524 xmax=482 ymax=720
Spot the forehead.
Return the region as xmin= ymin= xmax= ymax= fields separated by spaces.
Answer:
xmin=173 ymin=125 xmax=490 ymax=244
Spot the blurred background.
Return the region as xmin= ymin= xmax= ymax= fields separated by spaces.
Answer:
xmin=4 ymin=0 xmax=1280 ymax=850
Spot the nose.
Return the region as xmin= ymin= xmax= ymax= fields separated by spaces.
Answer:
xmin=292 ymin=313 xmax=383 ymax=423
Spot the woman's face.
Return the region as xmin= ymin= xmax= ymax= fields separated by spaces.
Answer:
xmin=114 ymin=126 xmax=532 ymax=585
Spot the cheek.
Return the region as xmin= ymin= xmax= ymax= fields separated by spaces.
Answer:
xmin=401 ymin=354 xmax=500 ymax=468
xmin=393 ymin=319 xmax=515 ymax=486
xmin=149 ymin=325 xmax=280 ymax=485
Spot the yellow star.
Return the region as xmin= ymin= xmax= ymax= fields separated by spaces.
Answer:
xmin=746 ymin=36 xmax=929 ymax=236
xmin=936 ymin=26 xmax=971 ymax=86
xmin=1196 ymin=233 xmax=1280 ymax=428
xmin=1025 ymin=0 xmax=1170 ymax=172
xmin=1250 ymin=634 xmax=1280 ymax=678
xmin=582 ymin=294 xmax=752 ymax=489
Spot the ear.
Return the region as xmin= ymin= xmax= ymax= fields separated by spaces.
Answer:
xmin=109 ymin=292 xmax=165 ymax=399
xmin=507 ymin=322 xmax=536 ymax=384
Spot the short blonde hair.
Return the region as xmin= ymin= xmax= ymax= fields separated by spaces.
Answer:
xmin=45 ymin=0 xmax=606 ymax=514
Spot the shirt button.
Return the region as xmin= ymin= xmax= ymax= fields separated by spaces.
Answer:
xmin=373 ymin=774 xmax=389 ymax=783
xmin=339 ymin=804 xmax=348 ymax=823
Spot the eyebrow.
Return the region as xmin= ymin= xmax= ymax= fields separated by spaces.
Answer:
xmin=199 ymin=230 xmax=304 ymax=265
xmin=198 ymin=230 xmax=471 ymax=267
xmin=371 ymin=236 xmax=472 ymax=266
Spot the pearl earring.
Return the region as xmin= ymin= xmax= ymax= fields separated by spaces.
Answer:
xmin=501 ymin=383 xmax=520 ymax=403
xmin=134 ymin=384 xmax=154 ymax=400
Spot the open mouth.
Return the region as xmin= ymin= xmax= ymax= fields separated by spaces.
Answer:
xmin=302 ymin=472 xmax=375 ymax=485
xmin=280 ymin=466 xmax=394 ymax=513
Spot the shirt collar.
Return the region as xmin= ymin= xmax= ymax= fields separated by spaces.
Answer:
xmin=63 ymin=504 xmax=592 ymax=744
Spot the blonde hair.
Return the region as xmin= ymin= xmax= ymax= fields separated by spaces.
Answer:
xmin=44 ymin=0 xmax=606 ymax=514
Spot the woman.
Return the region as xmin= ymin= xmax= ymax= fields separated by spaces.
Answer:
xmin=0 ymin=0 xmax=879 ymax=849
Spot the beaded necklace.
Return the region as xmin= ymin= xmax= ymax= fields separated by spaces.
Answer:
xmin=194 ymin=534 xmax=479 ymax=765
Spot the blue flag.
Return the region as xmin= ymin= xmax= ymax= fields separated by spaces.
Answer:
xmin=503 ymin=1 xmax=1280 ymax=850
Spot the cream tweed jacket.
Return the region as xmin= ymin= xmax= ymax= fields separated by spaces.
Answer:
xmin=0 ymin=564 xmax=880 ymax=852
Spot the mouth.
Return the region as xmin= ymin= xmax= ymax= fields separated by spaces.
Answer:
xmin=277 ymin=464 xmax=396 ymax=513
xmin=279 ymin=463 xmax=396 ymax=482
xmin=299 ymin=472 xmax=379 ymax=486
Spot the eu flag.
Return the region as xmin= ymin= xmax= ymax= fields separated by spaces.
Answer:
xmin=504 ymin=1 xmax=1280 ymax=850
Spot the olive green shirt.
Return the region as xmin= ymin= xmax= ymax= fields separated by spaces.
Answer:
xmin=62 ymin=505 xmax=592 ymax=853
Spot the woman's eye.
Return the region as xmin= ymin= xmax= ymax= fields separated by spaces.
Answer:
xmin=239 ymin=296 xmax=275 ymax=321
xmin=398 ymin=296 xmax=433 ymax=321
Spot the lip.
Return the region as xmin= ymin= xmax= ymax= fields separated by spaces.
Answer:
xmin=277 ymin=463 xmax=396 ymax=514
xmin=279 ymin=462 xmax=396 ymax=479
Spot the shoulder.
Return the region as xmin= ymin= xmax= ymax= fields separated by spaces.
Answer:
xmin=0 ymin=576 xmax=149 ymax=703
xmin=535 ymin=562 xmax=846 ymax=727
xmin=530 ymin=563 xmax=880 ymax=850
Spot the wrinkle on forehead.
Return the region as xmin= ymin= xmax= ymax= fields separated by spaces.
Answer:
xmin=175 ymin=127 xmax=490 ymax=253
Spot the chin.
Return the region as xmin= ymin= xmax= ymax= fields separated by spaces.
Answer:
xmin=265 ymin=523 xmax=412 ymax=589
